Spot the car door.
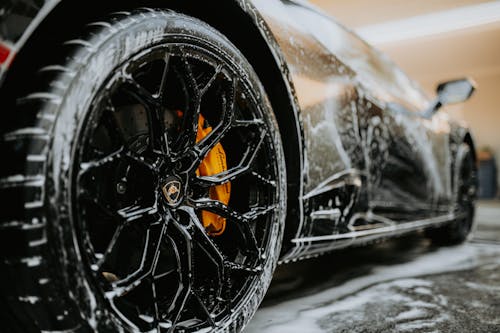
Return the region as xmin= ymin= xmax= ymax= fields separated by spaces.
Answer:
xmin=278 ymin=3 xmax=442 ymax=219
xmin=355 ymin=90 xmax=455 ymax=220
xmin=362 ymin=101 xmax=437 ymax=218
xmin=420 ymin=111 xmax=454 ymax=212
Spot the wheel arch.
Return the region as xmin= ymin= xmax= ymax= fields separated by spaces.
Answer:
xmin=449 ymin=128 xmax=478 ymax=200
xmin=463 ymin=132 xmax=477 ymax=164
xmin=1 ymin=0 xmax=303 ymax=253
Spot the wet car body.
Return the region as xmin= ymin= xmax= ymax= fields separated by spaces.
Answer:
xmin=0 ymin=0 xmax=475 ymax=264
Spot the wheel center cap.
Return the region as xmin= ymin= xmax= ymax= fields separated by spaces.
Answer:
xmin=162 ymin=176 xmax=183 ymax=207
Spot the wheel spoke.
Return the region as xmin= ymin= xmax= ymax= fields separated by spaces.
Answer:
xmin=189 ymin=198 xmax=249 ymax=223
xmin=153 ymin=268 xmax=176 ymax=281
xmin=117 ymin=204 xmax=158 ymax=223
xmin=79 ymin=146 xmax=157 ymax=180
xmin=189 ymin=199 xmax=262 ymax=256
xmin=236 ymin=221 xmax=261 ymax=257
xmin=121 ymin=76 xmax=170 ymax=155
xmin=151 ymin=282 xmax=162 ymax=333
xmin=77 ymin=145 xmax=159 ymax=225
xmin=147 ymin=107 xmax=170 ymax=156
xmin=122 ymin=76 xmax=159 ymax=107
xmin=166 ymin=220 xmax=193 ymax=331
xmin=101 ymin=96 xmax=127 ymax=145
xmin=244 ymin=204 xmax=278 ymax=221
xmin=175 ymin=56 xmax=202 ymax=152
xmin=189 ymin=198 xmax=275 ymax=224
xmin=95 ymin=224 xmax=124 ymax=270
xmin=178 ymin=55 xmax=201 ymax=98
xmin=194 ymin=78 xmax=236 ymax=162
xmin=107 ymin=299 xmax=143 ymax=332
xmin=78 ymin=188 xmax=122 ymax=220
xmin=225 ymin=261 xmax=262 ymax=275
xmin=157 ymin=54 xmax=171 ymax=102
xmin=192 ymin=291 xmax=216 ymax=328
xmin=194 ymin=126 xmax=267 ymax=186
xmin=178 ymin=206 xmax=225 ymax=298
xmin=251 ymin=171 xmax=277 ymax=188
xmin=232 ymin=118 xmax=265 ymax=128
xmin=123 ymin=150 xmax=159 ymax=171
xmin=199 ymin=64 xmax=223 ymax=95
xmin=78 ymin=146 xmax=125 ymax=178
xmin=108 ymin=216 xmax=168 ymax=298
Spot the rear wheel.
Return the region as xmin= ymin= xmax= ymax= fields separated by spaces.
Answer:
xmin=426 ymin=143 xmax=477 ymax=245
xmin=1 ymin=10 xmax=285 ymax=332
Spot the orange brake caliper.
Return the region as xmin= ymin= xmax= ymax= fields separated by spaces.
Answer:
xmin=194 ymin=113 xmax=231 ymax=236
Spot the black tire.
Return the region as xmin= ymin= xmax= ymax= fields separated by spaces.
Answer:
xmin=426 ymin=143 xmax=477 ymax=245
xmin=0 ymin=9 xmax=286 ymax=333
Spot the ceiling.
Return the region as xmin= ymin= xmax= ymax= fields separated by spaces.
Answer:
xmin=310 ymin=0 xmax=492 ymax=28
xmin=309 ymin=0 xmax=500 ymax=83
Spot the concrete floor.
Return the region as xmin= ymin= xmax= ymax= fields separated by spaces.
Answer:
xmin=246 ymin=201 xmax=500 ymax=333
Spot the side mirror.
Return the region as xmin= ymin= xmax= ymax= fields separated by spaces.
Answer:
xmin=437 ymin=78 xmax=476 ymax=106
xmin=424 ymin=78 xmax=476 ymax=117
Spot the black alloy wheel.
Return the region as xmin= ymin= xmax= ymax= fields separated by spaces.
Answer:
xmin=453 ymin=143 xmax=477 ymax=239
xmin=1 ymin=10 xmax=285 ymax=333
xmin=426 ymin=143 xmax=477 ymax=244
xmin=74 ymin=29 xmax=281 ymax=332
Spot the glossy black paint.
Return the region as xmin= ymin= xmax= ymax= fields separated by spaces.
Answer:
xmin=0 ymin=0 xmax=476 ymax=262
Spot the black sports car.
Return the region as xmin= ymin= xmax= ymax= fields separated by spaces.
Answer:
xmin=0 ymin=0 xmax=477 ymax=332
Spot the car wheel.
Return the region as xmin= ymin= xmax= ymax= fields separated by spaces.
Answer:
xmin=0 ymin=9 xmax=286 ymax=332
xmin=426 ymin=143 xmax=477 ymax=245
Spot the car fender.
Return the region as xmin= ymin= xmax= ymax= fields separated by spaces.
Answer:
xmin=0 ymin=0 xmax=310 ymax=255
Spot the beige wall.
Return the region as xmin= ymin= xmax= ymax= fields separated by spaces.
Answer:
xmin=310 ymin=0 xmax=492 ymax=28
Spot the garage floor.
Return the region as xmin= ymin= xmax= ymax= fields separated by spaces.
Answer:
xmin=246 ymin=201 xmax=500 ymax=333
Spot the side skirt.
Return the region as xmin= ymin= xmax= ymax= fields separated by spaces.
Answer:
xmin=282 ymin=212 xmax=455 ymax=262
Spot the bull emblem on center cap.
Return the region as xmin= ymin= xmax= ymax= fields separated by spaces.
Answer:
xmin=162 ymin=179 xmax=182 ymax=207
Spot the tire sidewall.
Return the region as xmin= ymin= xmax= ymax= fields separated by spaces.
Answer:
xmin=453 ymin=143 xmax=477 ymax=242
xmin=42 ymin=11 xmax=285 ymax=332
